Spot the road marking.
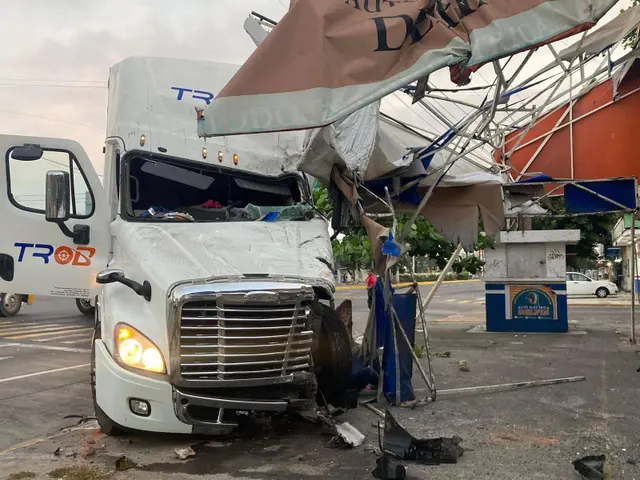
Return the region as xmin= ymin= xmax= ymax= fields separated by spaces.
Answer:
xmin=34 ymin=330 xmax=93 ymax=343
xmin=0 ymin=324 xmax=68 ymax=335
xmin=0 ymin=422 xmax=98 ymax=455
xmin=4 ymin=327 xmax=93 ymax=340
xmin=446 ymin=298 xmax=456 ymax=302
xmin=0 ymin=342 xmax=90 ymax=353
xmin=0 ymin=363 xmax=90 ymax=384
xmin=459 ymin=300 xmax=471 ymax=304
xmin=61 ymin=338 xmax=92 ymax=345
xmin=0 ymin=356 xmax=13 ymax=361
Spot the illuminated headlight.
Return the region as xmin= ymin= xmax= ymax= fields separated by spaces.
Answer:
xmin=114 ymin=323 xmax=166 ymax=373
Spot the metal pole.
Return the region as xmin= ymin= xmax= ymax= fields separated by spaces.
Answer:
xmin=632 ymin=211 xmax=637 ymax=344
xmin=435 ymin=375 xmax=586 ymax=397
xmin=420 ymin=243 xmax=464 ymax=311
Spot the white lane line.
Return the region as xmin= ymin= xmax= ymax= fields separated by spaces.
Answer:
xmin=0 ymin=356 xmax=13 ymax=361
xmin=35 ymin=332 xmax=92 ymax=343
xmin=0 ymin=342 xmax=90 ymax=353
xmin=61 ymin=338 xmax=92 ymax=345
xmin=0 ymin=324 xmax=66 ymax=335
xmin=0 ymin=363 xmax=90 ymax=384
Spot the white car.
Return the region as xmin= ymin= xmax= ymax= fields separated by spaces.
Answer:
xmin=566 ymin=272 xmax=619 ymax=298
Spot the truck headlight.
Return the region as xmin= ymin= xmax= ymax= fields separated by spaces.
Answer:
xmin=115 ymin=323 xmax=166 ymax=373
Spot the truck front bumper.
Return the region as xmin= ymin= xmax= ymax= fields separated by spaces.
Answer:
xmin=94 ymin=340 xmax=311 ymax=434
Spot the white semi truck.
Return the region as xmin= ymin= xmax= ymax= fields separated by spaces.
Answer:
xmin=0 ymin=57 xmax=351 ymax=435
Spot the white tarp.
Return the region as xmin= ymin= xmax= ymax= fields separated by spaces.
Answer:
xmin=560 ymin=4 xmax=640 ymax=60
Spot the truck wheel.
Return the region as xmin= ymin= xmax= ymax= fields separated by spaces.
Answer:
xmin=91 ymin=321 xmax=126 ymax=436
xmin=76 ymin=298 xmax=95 ymax=316
xmin=0 ymin=293 xmax=22 ymax=317
xmin=310 ymin=303 xmax=352 ymax=405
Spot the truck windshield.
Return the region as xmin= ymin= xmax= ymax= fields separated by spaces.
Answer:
xmin=124 ymin=155 xmax=313 ymax=222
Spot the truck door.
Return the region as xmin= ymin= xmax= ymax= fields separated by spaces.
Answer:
xmin=0 ymin=135 xmax=110 ymax=299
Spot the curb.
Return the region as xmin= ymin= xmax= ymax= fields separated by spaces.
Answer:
xmin=335 ymin=279 xmax=481 ymax=291
xmin=569 ymin=303 xmax=631 ymax=307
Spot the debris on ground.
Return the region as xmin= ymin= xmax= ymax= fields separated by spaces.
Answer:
xmin=434 ymin=351 xmax=451 ymax=358
xmin=7 ymin=473 xmax=36 ymax=480
xmin=115 ymin=455 xmax=138 ymax=471
xmin=62 ymin=414 xmax=97 ymax=426
xmin=48 ymin=465 xmax=106 ymax=480
xmin=384 ymin=410 xmax=463 ymax=465
xmin=174 ymin=446 xmax=196 ymax=460
xmin=335 ymin=422 xmax=365 ymax=447
xmin=458 ymin=360 xmax=470 ymax=372
xmin=572 ymin=454 xmax=605 ymax=479
xmin=82 ymin=445 xmax=96 ymax=458
xmin=327 ymin=404 xmax=345 ymax=417
xmin=372 ymin=454 xmax=407 ymax=480
xmin=263 ymin=445 xmax=283 ymax=453
xmin=53 ymin=447 xmax=61 ymax=456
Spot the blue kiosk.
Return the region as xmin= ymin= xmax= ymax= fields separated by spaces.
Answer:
xmin=484 ymin=230 xmax=580 ymax=333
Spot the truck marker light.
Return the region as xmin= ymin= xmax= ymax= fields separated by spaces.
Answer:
xmin=218 ymin=151 xmax=223 ymax=163
xmin=202 ymin=147 xmax=207 ymax=159
xmin=118 ymin=328 xmax=132 ymax=341
xmin=233 ymin=154 xmax=239 ymax=165
xmin=115 ymin=323 xmax=166 ymax=373
xmin=140 ymin=135 xmax=146 ymax=146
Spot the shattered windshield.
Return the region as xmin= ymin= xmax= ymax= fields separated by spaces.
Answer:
xmin=124 ymin=155 xmax=314 ymax=222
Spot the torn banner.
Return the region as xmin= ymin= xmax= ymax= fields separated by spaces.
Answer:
xmin=198 ymin=0 xmax=617 ymax=137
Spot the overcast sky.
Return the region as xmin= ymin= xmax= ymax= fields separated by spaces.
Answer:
xmin=0 ymin=0 xmax=632 ymax=178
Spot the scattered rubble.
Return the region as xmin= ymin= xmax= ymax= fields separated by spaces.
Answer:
xmin=372 ymin=454 xmax=407 ymax=480
xmin=115 ymin=455 xmax=138 ymax=471
xmin=48 ymin=465 xmax=106 ymax=480
xmin=7 ymin=473 xmax=36 ymax=480
xmin=458 ymin=360 xmax=470 ymax=372
xmin=174 ymin=446 xmax=196 ymax=460
xmin=335 ymin=422 xmax=365 ymax=447
xmin=383 ymin=410 xmax=463 ymax=465
xmin=572 ymin=454 xmax=605 ymax=479
xmin=434 ymin=351 xmax=451 ymax=358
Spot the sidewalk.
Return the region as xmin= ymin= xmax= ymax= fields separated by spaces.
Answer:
xmin=568 ymin=292 xmax=633 ymax=307
xmin=335 ymin=278 xmax=480 ymax=291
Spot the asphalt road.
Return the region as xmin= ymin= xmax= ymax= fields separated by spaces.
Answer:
xmin=0 ymin=282 xmax=636 ymax=477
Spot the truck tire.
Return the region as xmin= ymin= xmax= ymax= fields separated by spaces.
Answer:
xmin=91 ymin=320 xmax=126 ymax=436
xmin=0 ymin=293 xmax=22 ymax=317
xmin=76 ymin=298 xmax=95 ymax=316
xmin=310 ymin=302 xmax=352 ymax=405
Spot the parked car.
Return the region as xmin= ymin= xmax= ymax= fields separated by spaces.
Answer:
xmin=566 ymin=272 xmax=618 ymax=298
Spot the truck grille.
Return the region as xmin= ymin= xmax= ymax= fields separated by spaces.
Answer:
xmin=179 ymin=297 xmax=313 ymax=382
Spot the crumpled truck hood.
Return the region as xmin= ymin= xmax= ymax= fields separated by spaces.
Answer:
xmin=113 ymin=219 xmax=335 ymax=295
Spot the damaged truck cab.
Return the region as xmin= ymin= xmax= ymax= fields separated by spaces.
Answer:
xmin=0 ymin=57 xmax=351 ymax=435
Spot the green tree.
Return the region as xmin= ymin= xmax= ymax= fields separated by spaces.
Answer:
xmin=622 ymin=0 xmax=640 ymax=48
xmin=315 ymin=180 xmax=489 ymax=275
xmin=532 ymin=197 xmax=616 ymax=270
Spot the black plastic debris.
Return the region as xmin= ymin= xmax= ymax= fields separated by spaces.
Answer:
xmin=372 ymin=454 xmax=407 ymax=480
xmin=572 ymin=454 xmax=605 ymax=480
xmin=383 ymin=410 xmax=463 ymax=465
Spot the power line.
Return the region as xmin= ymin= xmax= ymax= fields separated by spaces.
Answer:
xmin=0 ymin=77 xmax=104 ymax=84
xmin=0 ymin=108 xmax=102 ymax=129
xmin=0 ymin=83 xmax=106 ymax=89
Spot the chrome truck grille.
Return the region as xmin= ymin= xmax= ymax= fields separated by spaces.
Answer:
xmin=178 ymin=289 xmax=314 ymax=383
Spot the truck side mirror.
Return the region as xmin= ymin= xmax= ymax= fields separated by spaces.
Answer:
xmin=45 ymin=171 xmax=71 ymax=223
